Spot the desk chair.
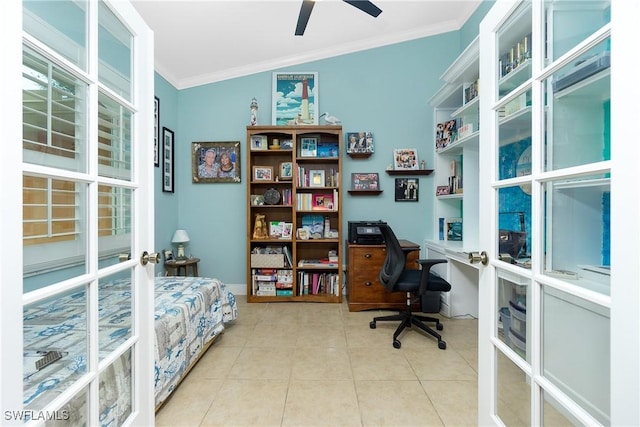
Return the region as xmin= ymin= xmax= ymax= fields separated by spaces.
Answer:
xmin=370 ymin=223 xmax=451 ymax=349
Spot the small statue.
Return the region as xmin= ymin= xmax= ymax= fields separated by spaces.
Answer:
xmin=253 ymin=213 xmax=268 ymax=239
xmin=249 ymin=97 xmax=258 ymax=126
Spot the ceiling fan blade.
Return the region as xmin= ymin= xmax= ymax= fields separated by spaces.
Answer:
xmin=295 ymin=0 xmax=315 ymax=36
xmin=343 ymin=0 xmax=382 ymax=18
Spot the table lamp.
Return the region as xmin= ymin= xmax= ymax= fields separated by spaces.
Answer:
xmin=172 ymin=229 xmax=190 ymax=260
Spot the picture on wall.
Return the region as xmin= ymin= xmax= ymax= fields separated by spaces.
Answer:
xmin=272 ymin=72 xmax=318 ymax=125
xmin=154 ymin=96 xmax=160 ymax=167
xmin=346 ymin=131 xmax=374 ymax=154
xmin=350 ymin=173 xmax=379 ymax=191
xmin=192 ymin=141 xmax=241 ymax=183
xmin=395 ymin=178 xmax=419 ymax=202
xmin=393 ymin=148 xmax=419 ymax=170
xmin=162 ymin=127 xmax=174 ymax=193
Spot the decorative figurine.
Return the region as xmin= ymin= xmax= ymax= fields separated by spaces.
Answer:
xmin=319 ymin=112 xmax=341 ymax=125
xmin=252 ymin=213 xmax=268 ymax=239
xmin=249 ymin=97 xmax=258 ymax=126
xmin=420 ymin=160 xmax=426 ymax=170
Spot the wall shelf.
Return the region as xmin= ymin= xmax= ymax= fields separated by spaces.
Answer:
xmin=348 ymin=190 xmax=383 ymax=195
xmin=347 ymin=152 xmax=373 ymax=159
xmin=385 ymin=169 xmax=434 ymax=176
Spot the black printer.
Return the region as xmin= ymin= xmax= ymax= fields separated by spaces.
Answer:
xmin=348 ymin=220 xmax=385 ymax=245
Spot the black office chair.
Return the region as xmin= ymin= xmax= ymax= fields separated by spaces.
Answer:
xmin=370 ymin=223 xmax=451 ymax=349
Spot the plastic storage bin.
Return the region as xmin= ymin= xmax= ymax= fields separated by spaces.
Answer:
xmin=499 ymin=307 xmax=512 ymax=346
xmin=510 ymin=283 xmax=527 ymax=310
xmin=509 ymin=300 xmax=526 ymax=338
xmin=508 ymin=327 xmax=526 ymax=358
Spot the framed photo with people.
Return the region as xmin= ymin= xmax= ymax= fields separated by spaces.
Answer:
xmin=192 ymin=141 xmax=241 ymax=183
xmin=395 ymin=178 xmax=419 ymax=202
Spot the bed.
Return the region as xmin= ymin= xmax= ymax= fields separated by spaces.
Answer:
xmin=22 ymin=276 xmax=238 ymax=425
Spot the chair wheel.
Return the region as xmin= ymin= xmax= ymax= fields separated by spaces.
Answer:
xmin=393 ymin=339 xmax=401 ymax=349
xmin=438 ymin=341 xmax=446 ymax=350
xmin=436 ymin=323 xmax=444 ymax=331
xmin=370 ymin=321 xmax=376 ymax=329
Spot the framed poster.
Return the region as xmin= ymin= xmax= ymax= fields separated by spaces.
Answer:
xmin=162 ymin=127 xmax=174 ymax=193
xmin=272 ymin=72 xmax=318 ymax=125
xmin=154 ymin=96 xmax=160 ymax=166
xmin=192 ymin=141 xmax=241 ymax=183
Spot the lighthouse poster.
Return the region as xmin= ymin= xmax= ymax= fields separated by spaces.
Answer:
xmin=272 ymin=72 xmax=318 ymax=126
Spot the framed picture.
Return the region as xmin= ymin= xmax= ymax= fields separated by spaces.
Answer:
xmin=279 ymin=161 xmax=293 ymax=180
xmin=300 ymin=137 xmax=318 ymax=157
xmin=393 ymin=148 xmax=419 ymax=170
xmin=309 ymin=170 xmax=325 ymax=187
xmin=253 ymin=166 xmax=273 ymax=181
xmin=436 ymin=185 xmax=450 ymax=196
xmin=250 ymin=135 xmax=268 ymax=151
xmin=281 ymin=222 xmax=293 ymax=239
xmin=281 ymin=139 xmax=294 ymax=149
xmin=192 ymin=141 xmax=241 ymax=183
xmin=346 ymin=131 xmax=374 ymax=154
xmin=395 ymin=178 xmax=419 ymax=202
xmin=162 ymin=127 xmax=174 ymax=193
xmin=351 ymin=173 xmax=379 ymax=191
xmin=163 ymin=249 xmax=174 ymax=262
xmin=154 ymin=96 xmax=160 ymax=167
xmin=272 ymin=72 xmax=318 ymax=125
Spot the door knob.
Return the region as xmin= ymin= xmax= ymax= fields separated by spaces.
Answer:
xmin=140 ymin=251 xmax=161 ymax=266
xmin=118 ymin=253 xmax=131 ymax=262
xmin=468 ymin=251 xmax=489 ymax=265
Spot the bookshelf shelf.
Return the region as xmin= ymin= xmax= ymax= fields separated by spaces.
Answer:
xmin=246 ymin=125 xmax=343 ymax=303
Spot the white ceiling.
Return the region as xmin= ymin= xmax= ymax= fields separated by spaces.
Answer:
xmin=131 ymin=0 xmax=482 ymax=89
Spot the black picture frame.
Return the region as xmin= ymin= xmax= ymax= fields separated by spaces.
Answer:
xmin=162 ymin=127 xmax=174 ymax=193
xmin=350 ymin=173 xmax=379 ymax=191
xmin=154 ymin=96 xmax=160 ymax=167
xmin=395 ymin=178 xmax=419 ymax=202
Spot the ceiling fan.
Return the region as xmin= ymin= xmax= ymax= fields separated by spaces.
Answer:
xmin=295 ymin=0 xmax=383 ymax=36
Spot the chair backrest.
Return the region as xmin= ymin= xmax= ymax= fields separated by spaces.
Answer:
xmin=378 ymin=223 xmax=407 ymax=292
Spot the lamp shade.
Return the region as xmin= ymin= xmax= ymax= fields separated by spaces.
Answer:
xmin=172 ymin=229 xmax=190 ymax=244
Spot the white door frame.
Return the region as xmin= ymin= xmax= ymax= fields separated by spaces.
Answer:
xmin=0 ymin=1 xmax=156 ymax=425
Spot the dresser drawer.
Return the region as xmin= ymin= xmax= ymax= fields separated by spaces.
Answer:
xmin=346 ymin=242 xmax=420 ymax=311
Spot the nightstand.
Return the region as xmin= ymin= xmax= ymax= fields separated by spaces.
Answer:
xmin=165 ymin=257 xmax=200 ymax=277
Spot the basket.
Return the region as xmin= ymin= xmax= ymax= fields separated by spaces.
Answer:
xmin=250 ymin=254 xmax=285 ymax=268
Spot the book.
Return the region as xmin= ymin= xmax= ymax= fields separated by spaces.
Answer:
xmin=446 ymin=218 xmax=463 ymax=241
xmin=317 ymin=141 xmax=339 ymax=158
xmin=283 ymin=246 xmax=293 ymax=267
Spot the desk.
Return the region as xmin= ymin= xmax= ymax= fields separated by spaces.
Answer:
xmin=346 ymin=240 xmax=420 ymax=312
xmin=165 ymin=258 xmax=200 ymax=277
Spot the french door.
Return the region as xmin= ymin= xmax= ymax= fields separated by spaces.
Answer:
xmin=478 ymin=0 xmax=639 ymax=425
xmin=1 ymin=1 xmax=156 ymax=425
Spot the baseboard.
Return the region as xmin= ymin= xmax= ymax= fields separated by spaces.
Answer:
xmin=226 ymin=283 xmax=246 ymax=295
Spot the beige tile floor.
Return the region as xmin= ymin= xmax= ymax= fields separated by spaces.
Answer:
xmin=156 ymin=296 xmax=478 ymax=427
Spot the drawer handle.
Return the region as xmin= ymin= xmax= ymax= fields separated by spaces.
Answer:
xmin=364 ymin=253 xmax=372 ymax=259
xmin=365 ymin=281 xmax=372 ymax=286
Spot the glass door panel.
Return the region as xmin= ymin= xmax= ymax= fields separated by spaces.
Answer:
xmin=496 ymin=351 xmax=531 ymax=426
xmin=97 ymin=94 xmax=133 ymax=181
xmin=23 ymin=284 xmax=89 ymax=413
xmin=544 ymin=0 xmax=611 ymax=63
xmin=497 ymin=2 xmax=532 ymax=100
xmin=497 ymin=186 xmax=531 ymax=267
xmin=544 ymin=38 xmax=610 ymax=171
xmin=542 ymin=285 xmax=610 ymax=424
xmin=98 ymin=1 xmax=132 ymax=101
xmin=23 ymin=48 xmax=88 ymax=173
xmin=22 ymin=0 xmax=88 ymax=70
xmin=98 ymin=271 xmax=133 ymax=360
xmin=99 ymin=349 xmax=132 ymax=425
xmin=497 ymin=270 xmax=530 ymax=361
xmin=543 ymin=174 xmax=610 ymax=294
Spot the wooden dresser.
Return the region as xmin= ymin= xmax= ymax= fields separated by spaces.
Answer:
xmin=346 ymin=240 xmax=421 ymax=312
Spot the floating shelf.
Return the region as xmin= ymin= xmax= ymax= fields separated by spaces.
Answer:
xmin=385 ymin=169 xmax=434 ymax=176
xmin=347 ymin=152 xmax=373 ymax=159
xmin=348 ymin=190 xmax=383 ymax=195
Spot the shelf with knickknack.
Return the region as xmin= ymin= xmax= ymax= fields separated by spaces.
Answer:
xmin=385 ymin=169 xmax=434 ymax=176
xmin=246 ymin=125 xmax=343 ymax=303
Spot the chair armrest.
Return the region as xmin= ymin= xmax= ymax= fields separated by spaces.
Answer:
xmin=415 ymin=258 xmax=447 ymax=272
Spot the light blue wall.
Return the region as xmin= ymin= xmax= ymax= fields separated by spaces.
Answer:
xmin=154 ymin=3 xmax=493 ymax=286
xmin=154 ymin=74 xmax=180 ymax=265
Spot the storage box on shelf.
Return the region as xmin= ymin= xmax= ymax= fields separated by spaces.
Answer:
xmin=246 ymin=126 xmax=343 ymax=303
